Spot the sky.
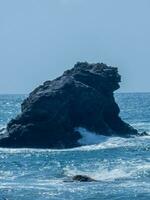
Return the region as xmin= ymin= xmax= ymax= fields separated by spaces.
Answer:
xmin=0 ymin=0 xmax=150 ymax=94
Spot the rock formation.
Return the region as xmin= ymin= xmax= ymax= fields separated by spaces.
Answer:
xmin=0 ymin=62 xmax=139 ymax=148
xmin=72 ymin=175 xmax=96 ymax=182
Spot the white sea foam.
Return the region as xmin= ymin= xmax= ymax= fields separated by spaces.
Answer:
xmin=63 ymin=158 xmax=150 ymax=182
xmin=75 ymin=127 xmax=108 ymax=145
xmin=63 ymin=165 xmax=131 ymax=181
xmin=73 ymin=127 xmax=150 ymax=151
xmin=0 ymin=125 xmax=6 ymax=138
xmin=131 ymin=122 xmax=150 ymax=134
xmin=0 ymin=125 xmax=6 ymax=131
xmin=75 ymin=127 xmax=132 ymax=149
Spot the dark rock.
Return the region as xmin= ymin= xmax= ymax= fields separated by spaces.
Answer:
xmin=72 ymin=175 xmax=96 ymax=182
xmin=0 ymin=62 xmax=141 ymax=148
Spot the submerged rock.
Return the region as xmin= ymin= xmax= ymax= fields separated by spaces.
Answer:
xmin=0 ymin=62 xmax=140 ymax=148
xmin=72 ymin=175 xmax=96 ymax=182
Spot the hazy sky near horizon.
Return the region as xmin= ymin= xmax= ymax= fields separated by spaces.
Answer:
xmin=0 ymin=0 xmax=150 ymax=93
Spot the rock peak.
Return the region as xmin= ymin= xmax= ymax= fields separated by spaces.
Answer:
xmin=64 ymin=62 xmax=121 ymax=92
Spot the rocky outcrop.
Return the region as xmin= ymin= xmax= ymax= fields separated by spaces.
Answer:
xmin=72 ymin=175 xmax=96 ymax=182
xmin=0 ymin=62 xmax=139 ymax=148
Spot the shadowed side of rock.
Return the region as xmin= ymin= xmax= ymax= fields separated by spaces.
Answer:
xmin=0 ymin=62 xmax=139 ymax=148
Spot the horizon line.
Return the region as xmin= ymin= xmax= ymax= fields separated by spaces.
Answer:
xmin=0 ymin=91 xmax=150 ymax=95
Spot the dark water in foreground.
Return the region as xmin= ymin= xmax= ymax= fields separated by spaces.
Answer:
xmin=0 ymin=93 xmax=150 ymax=200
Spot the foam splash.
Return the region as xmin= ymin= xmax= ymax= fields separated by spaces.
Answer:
xmin=63 ymin=165 xmax=131 ymax=182
xmin=75 ymin=127 xmax=108 ymax=145
xmin=131 ymin=122 xmax=150 ymax=134
xmin=0 ymin=125 xmax=6 ymax=138
xmin=74 ymin=127 xmax=150 ymax=151
xmin=63 ymin=159 xmax=150 ymax=182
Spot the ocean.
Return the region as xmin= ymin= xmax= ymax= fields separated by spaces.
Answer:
xmin=0 ymin=93 xmax=150 ymax=200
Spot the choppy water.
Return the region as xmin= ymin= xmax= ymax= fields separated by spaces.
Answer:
xmin=0 ymin=93 xmax=150 ymax=200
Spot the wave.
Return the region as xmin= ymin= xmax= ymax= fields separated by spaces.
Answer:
xmin=0 ymin=135 xmax=149 ymax=154
xmin=63 ymin=160 xmax=150 ymax=182
xmin=75 ymin=127 xmax=108 ymax=145
xmin=131 ymin=122 xmax=150 ymax=134
xmin=75 ymin=127 xmax=150 ymax=150
xmin=63 ymin=165 xmax=130 ymax=181
xmin=0 ymin=126 xmax=149 ymax=154
xmin=0 ymin=125 xmax=6 ymax=138
xmin=0 ymin=125 xmax=6 ymax=130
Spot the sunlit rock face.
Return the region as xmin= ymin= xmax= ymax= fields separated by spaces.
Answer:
xmin=0 ymin=62 xmax=138 ymax=148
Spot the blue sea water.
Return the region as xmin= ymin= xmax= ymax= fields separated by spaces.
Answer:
xmin=0 ymin=93 xmax=150 ymax=200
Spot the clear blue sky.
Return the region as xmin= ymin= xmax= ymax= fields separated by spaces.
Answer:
xmin=0 ymin=0 xmax=150 ymax=94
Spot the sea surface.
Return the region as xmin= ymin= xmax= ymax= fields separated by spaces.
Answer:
xmin=0 ymin=93 xmax=150 ymax=200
